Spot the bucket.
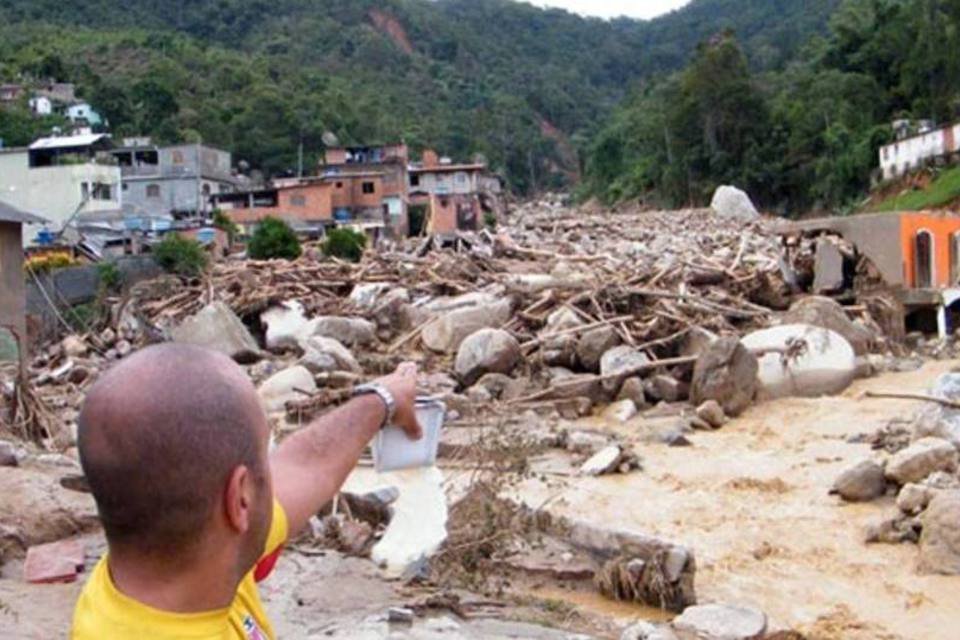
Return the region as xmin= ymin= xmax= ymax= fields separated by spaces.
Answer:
xmin=372 ymin=398 xmax=446 ymax=473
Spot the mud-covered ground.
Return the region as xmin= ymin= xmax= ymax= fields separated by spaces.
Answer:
xmin=3 ymin=363 xmax=958 ymax=639
xmin=512 ymin=360 xmax=960 ymax=640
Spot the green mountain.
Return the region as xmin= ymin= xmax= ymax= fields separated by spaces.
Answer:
xmin=581 ymin=0 xmax=960 ymax=215
xmin=0 ymin=0 xmax=840 ymax=192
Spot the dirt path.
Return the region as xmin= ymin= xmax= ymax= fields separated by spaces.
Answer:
xmin=514 ymin=361 xmax=960 ymax=639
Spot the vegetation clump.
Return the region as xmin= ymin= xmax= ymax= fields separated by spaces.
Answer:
xmin=153 ymin=234 xmax=209 ymax=278
xmin=322 ymin=228 xmax=366 ymax=263
xmin=248 ymin=217 xmax=301 ymax=260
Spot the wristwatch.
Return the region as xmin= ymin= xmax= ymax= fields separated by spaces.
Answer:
xmin=352 ymin=382 xmax=396 ymax=429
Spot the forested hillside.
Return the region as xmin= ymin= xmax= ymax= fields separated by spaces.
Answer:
xmin=0 ymin=0 xmax=838 ymax=193
xmin=583 ymin=0 xmax=960 ymax=214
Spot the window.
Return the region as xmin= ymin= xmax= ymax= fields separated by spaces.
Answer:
xmin=92 ymin=183 xmax=113 ymax=201
xmin=336 ymin=181 xmax=343 ymax=189
xmin=456 ymin=172 xmax=467 ymax=184
xmin=290 ymin=195 xmax=306 ymax=207
xmin=916 ymin=230 xmax=934 ymax=289
xmin=81 ymin=182 xmax=90 ymax=201
xmin=146 ymin=184 xmax=161 ymax=198
xmin=362 ymin=181 xmax=375 ymax=194
xmin=172 ymin=150 xmax=185 ymax=164
xmin=410 ymin=174 xmax=420 ymax=187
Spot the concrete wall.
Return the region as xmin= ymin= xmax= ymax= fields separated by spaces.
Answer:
xmin=0 ymin=149 xmax=121 ymax=244
xmin=412 ymin=169 xmax=479 ymax=195
xmin=25 ymin=256 xmax=161 ymax=341
xmin=123 ymin=176 xmax=230 ymax=217
xmin=0 ymin=222 xmax=25 ymax=361
xmin=899 ymin=212 xmax=960 ymax=288
xmin=789 ymin=213 xmax=904 ymax=286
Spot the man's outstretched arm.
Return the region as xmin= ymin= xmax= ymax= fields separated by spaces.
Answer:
xmin=270 ymin=363 xmax=422 ymax=538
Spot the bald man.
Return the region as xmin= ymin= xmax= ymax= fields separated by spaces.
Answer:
xmin=70 ymin=344 xmax=422 ymax=639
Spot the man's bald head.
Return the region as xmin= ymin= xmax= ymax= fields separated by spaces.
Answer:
xmin=78 ymin=344 xmax=269 ymax=556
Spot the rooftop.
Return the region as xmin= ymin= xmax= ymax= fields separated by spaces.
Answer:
xmin=0 ymin=200 xmax=49 ymax=225
xmin=29 ymin=133 xmax=110 ymax=151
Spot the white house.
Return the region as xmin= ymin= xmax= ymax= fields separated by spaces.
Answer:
xmin=28 ymin=96 xmax=52 ymax=116
xmin=65 ymin=102 xmax=104 ymax=128
xmin=879 ymin=121 xmax=960 ymax=181
xmin=0 ymin=133 xmax=121 ymax=245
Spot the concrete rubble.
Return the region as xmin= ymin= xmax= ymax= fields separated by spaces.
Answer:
xmin=2 ymin=196 xmax=957 ymax=638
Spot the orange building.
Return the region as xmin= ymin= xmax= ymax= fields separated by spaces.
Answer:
xmin=320 ymin=144 xmax=409 ymax=237
xmin=215 ymin=181 xmax=333 ymax=235
xmin=784 ymin=210 xmax=960 ymax=335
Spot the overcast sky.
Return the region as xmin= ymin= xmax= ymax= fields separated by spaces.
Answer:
xmin=528 ymin=1 xmax=691 ymax=20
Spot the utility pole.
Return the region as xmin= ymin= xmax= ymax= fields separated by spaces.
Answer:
xmin=298 ymin=135 xmax=304 ymax=179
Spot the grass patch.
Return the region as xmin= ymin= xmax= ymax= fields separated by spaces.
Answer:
xmin=873 ymin=166 xmax=960 ymax=212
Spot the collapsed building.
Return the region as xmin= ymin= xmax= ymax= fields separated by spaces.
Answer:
xmin=780 ymin=210 xmax=960 ymax=337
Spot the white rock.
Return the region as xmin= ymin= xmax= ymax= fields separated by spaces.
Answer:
xmin=171 ymin=301 xmax=261 ymax=362
xmin=710 ymin=186 xmax=760 ymax=220
xmin=603 ymin=399 xmax=638 ymax=423
xmin=61 ymin=335 xmax=87 ymax=358
xmin=299 ymin=336 xmax=361 ymax=374
xmin=897 ymin=483 xmax=935 ymax=515
xmin=349 ymin=283 xmax=392 ymax=310
xmin=885 ymin=437 xmax=959 ymax=485
xmin=422 ymin=300 xmax=513 ymax=354
xmin=258 ymin=366 xmax=316 ymax=413
xmin=580 ymin=446 xmax=623 ymax=476
xmin=741 ymin=324 xmax=855 ymax=399
xmin=454 ymin=328 xmax=521 ymax=384
xmin=311 ymin=316 xmax=376 ymax=347
xmin=672 ymin=603 xmax=767 ymax=640
xmin=261 ymin=301 xmax=312 ymax=351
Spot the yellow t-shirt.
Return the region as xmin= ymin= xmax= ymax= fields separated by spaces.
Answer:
xmin=71 ymin=499 xmax=288 ymax=640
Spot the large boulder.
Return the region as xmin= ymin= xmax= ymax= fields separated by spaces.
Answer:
xmin=813 ymin=239 xmax=845 ymax=294
xmin=782 ymin=296 xmax=874 ymax=355
xmin=310 ymin=316 xmax=376 ymax=347
xmin=885 ymin=437 xmax=959 ymax=485
xmin=541 ymin=308 xmax=582 ymax=368
xmin=171 ymin=301 xmax=261 ymax=363
xmin=831 ymin=460 xmax=887 ymax=502
xmin=710 ymin=186 xmax=760 ymax=221
xmin=577 ymin=326 xmax=621 ymax=372
xmin=918 ymin=491 xmax=960 ymax=575
xmin=260 ymin=301 xmax=312 ymax=351
xmin=455 ymin=329 xmax=521 ymax=385
xmin=601 ymin=346 xmax=651 ymax=394
xmin=258 ymin=365 xmax=316 ymax=413
xmin=911 ymin=373 xmax=960 ymax=450
xmin=422 ymin=299 xmax=513 ymax=354
xmin=671 ymin=603 xmax=767 ymax=640
xmin=741 ymin=324 xmax=855 ymax=399
xmin=299 ymin=336 xmax=361 ymax=374
xmin=349 ymin=283 xmax=392 ymax=310
xmin=690 ymin=337 xmax=758 ymax=417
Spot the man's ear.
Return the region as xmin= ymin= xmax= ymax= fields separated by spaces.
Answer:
xmin=224 ymin=465 xmax=252 ymax=534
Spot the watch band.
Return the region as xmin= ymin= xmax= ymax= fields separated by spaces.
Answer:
xmin=352 ymin=382 xmax=396 ymax=429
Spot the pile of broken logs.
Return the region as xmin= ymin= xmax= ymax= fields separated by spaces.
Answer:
xmin=3 ymin=203 xmax=907 ymax=451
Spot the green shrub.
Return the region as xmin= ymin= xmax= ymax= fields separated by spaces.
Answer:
xmin=248 ymin=217 xmax=302 ymax=260
xmin=322 ymin=227 xmax=367 ymax=262
xmin=212 ymin=209 xmax=239 ymax=243
xmin=483 ymin=211 xmax=497 ymax=229
xmin=153 ymin=234 xmax=209 ymax=278
xmin=96 ymin=261 xmax=124 ymax=293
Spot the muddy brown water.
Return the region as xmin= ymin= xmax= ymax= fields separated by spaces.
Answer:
xmin=512 ymin=361 xmax=960 ymax=640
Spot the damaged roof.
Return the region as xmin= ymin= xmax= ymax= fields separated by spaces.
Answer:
xmin=0 ymin=200 xmax=48 ymax=225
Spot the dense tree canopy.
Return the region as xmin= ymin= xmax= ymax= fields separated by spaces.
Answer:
xmin=0 ymin=0 xmax=839 ymax=194
xmin=583 ymin=0 xmax=960 ymax=215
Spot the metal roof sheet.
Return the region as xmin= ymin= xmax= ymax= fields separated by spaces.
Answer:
xmin=0 ymin=200 xmax=48 ymax=225
xmin=29 ymin=133 xmax=109 ymax=151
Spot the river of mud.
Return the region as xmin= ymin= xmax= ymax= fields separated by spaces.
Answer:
xmin=510 ymin=360 xmax=960 ymax=639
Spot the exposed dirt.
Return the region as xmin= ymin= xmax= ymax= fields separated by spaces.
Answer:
xmin=368 ymin=9 xmax=415 ymax=56
xmin=511 ymin=360 xmax=960 ymax=639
